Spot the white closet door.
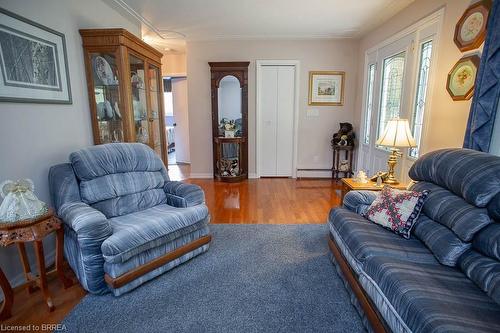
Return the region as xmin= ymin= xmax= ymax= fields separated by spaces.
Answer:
xmin=259 ymin=66 xmax=278 ymax=176
xmin=276 ymin=66 xmax=295 ymax=176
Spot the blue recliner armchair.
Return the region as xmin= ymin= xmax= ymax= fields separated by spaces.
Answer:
xmin=49 ymin=143 xmax=211 ymax=296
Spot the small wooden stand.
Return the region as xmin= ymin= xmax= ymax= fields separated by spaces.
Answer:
xmin=332 ymin=145 xmax=354 ymax=179
xmin=340 ymin=178 xmax=409 ymax=203
xmin=0 ymin=209 xmax=73 ymax=320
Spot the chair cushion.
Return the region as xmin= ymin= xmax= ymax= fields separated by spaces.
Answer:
xmin=413 ymin=214 xmax=471 ymax=266
xmin=70 ymin=143 xmax=170 ymax=217
xmin=80 ymin=171 xmax=165 ymax=204
xmin=102 ymin=204 xmax=209 ymax=264
xmin=408 ymin=148 xmax=500 ymax=207
xmin=328 ymin=208 xmax=437 ymax=274
xmin=363 ymin=186 xmax=428 ymax=239
xmin=362 ymin=256 xmax=500 ymax=333
xmin=70 ymin=143 xmax=167 ymax=181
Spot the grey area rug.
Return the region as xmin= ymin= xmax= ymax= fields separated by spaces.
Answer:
xmin=62 ymin=224 xmax=364 ymax=333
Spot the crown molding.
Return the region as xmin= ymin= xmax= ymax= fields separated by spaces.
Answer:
xmin=112 ymin=0 xmax=186 ymax=39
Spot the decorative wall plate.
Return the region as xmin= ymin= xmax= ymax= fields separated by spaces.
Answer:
xmin=446 ymin=55 xmax=480 ymax=101
xmin=93 ymin=56 xmax=115 ymax=85
xmin=454 ymin=0 xmax=492 ymax=52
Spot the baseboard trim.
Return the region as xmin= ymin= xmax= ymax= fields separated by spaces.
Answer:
xmin=296 ymin=170 xmax=332 ymax=178
xmin=189 ymin=173 xmax=213 ymax=179
xmin=248 ymin=173 xmax=259 ymax=179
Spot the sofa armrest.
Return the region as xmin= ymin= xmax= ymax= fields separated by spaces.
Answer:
xmin=164 ymin=181 xmax=205 ymax=208
xmin=58 ymin=202 xmax=112 ymax=293
xmin=59 ymin=202 xmax=112 ymax=238
xmin=343 ymin=190 xmax=378 ymax=215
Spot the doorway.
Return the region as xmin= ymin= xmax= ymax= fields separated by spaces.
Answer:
xmin=256 ymin=60 xmax=300 ymax=178
xmin=163 ymin=76 xmax=190 ymax=166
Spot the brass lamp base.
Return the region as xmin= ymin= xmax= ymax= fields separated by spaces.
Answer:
xmin=384 ymin=149 xmax=402 ymax=185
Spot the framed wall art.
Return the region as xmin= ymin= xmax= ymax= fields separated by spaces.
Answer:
xmin=308 ymin=71 xmax=345 ymax=106
xmin=0 ymin=8 xmax=72 ymax=104
xmin=454 ymin=0 xmax=492 ymax=52
xmin=446 ymin=54 xmax=480 ymax=101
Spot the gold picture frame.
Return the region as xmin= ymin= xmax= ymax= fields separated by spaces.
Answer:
xmin=308 ymin=71 xmax=345 ymax=106
xmin=446 ymin=55 xmax=480 ymax=101
xmin=453 ymin=0 xmax=491 ymax=52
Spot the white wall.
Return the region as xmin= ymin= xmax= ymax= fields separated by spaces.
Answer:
xmin=0 ymin=0 xmax=140 ymax=286
xmin=353 ymin=0 xmax=476 ymax=155
xmin=172 ymin=78 xmax=191 ymax=163
xmin=187 ymin=39 xmax=358 ymax=177
xmin=162 ymin=53 xmax=187 ymax=77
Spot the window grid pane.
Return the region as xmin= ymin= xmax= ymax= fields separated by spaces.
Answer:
xmin=409 ymin=41 xmax=433 ymax=158
xmin=378 ymin=52 xmax=406 ymax=143
xmin=364 ymin=64 xmax=376 ymax=144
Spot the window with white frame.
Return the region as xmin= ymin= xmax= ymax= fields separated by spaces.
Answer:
xmin=357 ymin=8 xmax=442 ymax=178
xmin=377 ymin=52 xmax=406 ymax=143
xmin=409 ymin=41 xmax=433 ymax=158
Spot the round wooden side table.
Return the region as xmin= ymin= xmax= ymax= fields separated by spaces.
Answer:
xmin=0 ymin=209 xmax=73 ymax=320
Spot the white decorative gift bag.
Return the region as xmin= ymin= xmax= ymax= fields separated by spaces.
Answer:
xmin=0 ymin=179 xmax=48 ymax=222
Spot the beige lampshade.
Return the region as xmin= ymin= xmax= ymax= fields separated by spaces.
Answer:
xmin=376 ymin=118 xmax=417 ymax=148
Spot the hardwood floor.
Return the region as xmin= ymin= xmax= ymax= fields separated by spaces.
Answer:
xmin=1 ymin=177 xmax=342 ymax=330
xmin=188 ymin=178 xmax=342 ymax=223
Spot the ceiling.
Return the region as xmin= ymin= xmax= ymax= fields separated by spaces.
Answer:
xmin=111 ymin=0 xmax=415 ymax=53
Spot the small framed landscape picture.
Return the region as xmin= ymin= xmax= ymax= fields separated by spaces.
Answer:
xmin=308 ymin=71 xmax=345 ymax=106
xmin=0 ymin=8 xmax=72 ymax=104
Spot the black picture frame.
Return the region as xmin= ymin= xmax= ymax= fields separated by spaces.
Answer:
xmin=0 ymin=7 xmax=72 ymax=104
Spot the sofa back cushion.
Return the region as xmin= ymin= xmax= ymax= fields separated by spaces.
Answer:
xmin=408 ymin=149 xmax=500 ymax=268
xmin=409 ymin=148 xmax=500 ymax=207
xmin=70 ymin=143 xmax=169 ymax=218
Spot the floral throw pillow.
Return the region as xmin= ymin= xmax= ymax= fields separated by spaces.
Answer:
xmin=363 ymin=186 xmax=429 ymax=239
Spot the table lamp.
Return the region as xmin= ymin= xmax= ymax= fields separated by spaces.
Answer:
xmin=375 ymin=118 xmax=416 ymax=185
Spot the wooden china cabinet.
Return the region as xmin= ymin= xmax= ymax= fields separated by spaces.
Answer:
xmin=80 ymin=29 xmax=167 ymax=165
xmin=209 ymin=62 xmax=250 ymax=182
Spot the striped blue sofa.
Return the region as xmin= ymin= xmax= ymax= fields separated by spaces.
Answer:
xmin=49 ymin=143 xmax=211 ymax=296
xmin=328 ymin=148 xmax=500 ymax=332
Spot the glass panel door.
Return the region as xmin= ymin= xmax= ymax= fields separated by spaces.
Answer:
xmin=129 ymin=55 xmax=149 ymax=144
xmin=148 ymin=64 xmax=163 ymax=157
xmin=90 ymin=53 xmax=123 ymax=143
xmin=409 ymin=41 xmax=433 ymax=158
xmin=377 ymin=52 xmax=406 ymax=142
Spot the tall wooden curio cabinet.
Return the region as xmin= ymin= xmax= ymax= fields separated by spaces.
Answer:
xmin=209 ymin=62 xmax=249 ymax=182
xmin=80 ymin=29 xmax=167 ymax=165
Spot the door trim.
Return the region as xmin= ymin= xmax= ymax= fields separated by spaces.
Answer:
xmin=256 ymin=60 xmax=300 ymax=178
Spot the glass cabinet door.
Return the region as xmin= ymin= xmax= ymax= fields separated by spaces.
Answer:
xmin=129 ymin=55 xmax=149 ymax=145
xmin=90 ymin=52 xmax=123 ymax=143
xmin=148 ymin=64 xmax=163 ymax=157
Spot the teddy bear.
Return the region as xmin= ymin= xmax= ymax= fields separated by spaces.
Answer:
xmin=331 ymin=122 xmax=355 ymax=147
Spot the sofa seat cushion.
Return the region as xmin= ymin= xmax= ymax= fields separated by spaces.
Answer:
xmin=361 ymin=256 xmax=500 ymax=333
xmin=102 ymin=204 xmax=209 ymax=264
xmin=328 ymin=208 xmax=437 ymax=273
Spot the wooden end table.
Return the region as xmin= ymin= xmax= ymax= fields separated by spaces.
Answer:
xmin=0 ymin=209 xmax=73 ymax=320
xmin=340 ymin=178 xmax=409 ymax=203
